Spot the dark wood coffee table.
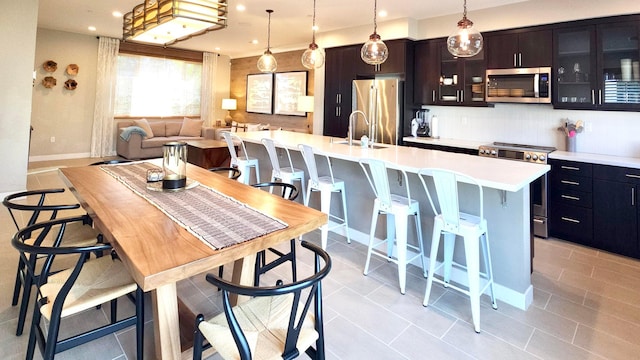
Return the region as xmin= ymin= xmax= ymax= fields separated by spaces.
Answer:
xmin=185 ymin=139 xmax=231 ymax=169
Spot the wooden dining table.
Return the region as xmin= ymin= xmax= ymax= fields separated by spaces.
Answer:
xmin=59 ymin=160 xmax=327 ymax=360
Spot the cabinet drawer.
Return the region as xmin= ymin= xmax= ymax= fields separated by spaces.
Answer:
xmin=550 ymin=159 xmax=593 ymax=177
xmin=593 ymin=164 xmax=640 ymax=183
xmin=550 ymin=189 xmax=593 ymax=208
xmin=550 ymin=173 xmax=593 ymax=193
xmin=550 ymin=203 xmax=593 ymax=244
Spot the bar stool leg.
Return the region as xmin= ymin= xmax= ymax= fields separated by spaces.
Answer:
xmin=424 ymin=221 xmax=443 ymax=306
xmin=364 ymin=202 xmax=380 ymax=275
xmin=320 ymin=188 xmax=332 ymax=250
xmin=414 ymin=209 xmax=428 ymax=278
xmin=339 ymin=184 xmax=351 ymax=243
xmin=481 ymin=231 xmax=498 ymax=309
xmin=386 ymin=213 xmax=395 ymax=258
xmin=463 ymin=234 xmax=482 ymax=333
xmin=394 ymin=211 xmax=409 ymax=295
xmin=442 ymin=233 xmax=456 ymax=285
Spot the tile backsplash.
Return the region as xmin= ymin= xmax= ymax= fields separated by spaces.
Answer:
xmin=423 ymin=104 xmax=640 ymax=158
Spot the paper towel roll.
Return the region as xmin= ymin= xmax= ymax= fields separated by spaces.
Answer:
xmin=430 ymin=115 xmax=439 ymax=139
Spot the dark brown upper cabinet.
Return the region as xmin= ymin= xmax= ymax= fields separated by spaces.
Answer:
xmin=486 ymin=29 xmax=553 ymax=69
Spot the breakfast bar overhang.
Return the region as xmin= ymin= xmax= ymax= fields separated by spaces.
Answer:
xmin=235 ymin=130 xmax=551 ymax=310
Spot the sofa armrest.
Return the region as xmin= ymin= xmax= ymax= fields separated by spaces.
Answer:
xmin=116 ymin=128 xmax=144 ymax=159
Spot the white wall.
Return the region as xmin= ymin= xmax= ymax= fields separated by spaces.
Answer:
xmin=1 ymin=1 xmax=38 ymax=194
xmin=30 ymin=29 xmax=98 ymax=160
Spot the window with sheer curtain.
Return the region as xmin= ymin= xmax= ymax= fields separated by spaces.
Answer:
xmin=115 ymin=54 xmax=202 ymax=117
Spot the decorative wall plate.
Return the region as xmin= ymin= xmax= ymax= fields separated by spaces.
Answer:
xmin=64 ymin=79 xmax=78 ymax=90
xmin=43 ymin=60 xmax=57 ymax=72
xmin=66 ymin=64 xmax=79 ymax=75
xmin=42 ymin=76 xmax=56 ymax=88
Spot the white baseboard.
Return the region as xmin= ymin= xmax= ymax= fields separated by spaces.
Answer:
xmin=29 ymin=152 xmax=91 ymax=163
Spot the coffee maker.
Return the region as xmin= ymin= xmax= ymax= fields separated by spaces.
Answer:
xmin=416 ymin=109 xmax=430 ymax=137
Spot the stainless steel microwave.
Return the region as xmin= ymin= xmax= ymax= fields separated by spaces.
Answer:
xmin=485 ymin=67 xmax=551 ymax=103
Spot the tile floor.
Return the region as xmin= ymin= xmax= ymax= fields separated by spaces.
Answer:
xmin=1 ymin=158 xmax=639 ymax=359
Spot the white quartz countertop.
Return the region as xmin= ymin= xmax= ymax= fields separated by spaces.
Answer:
xmin=236 ymin=131 xmax=549 ymax=192
xmin=402 ymin=136 xmax=488 ymax=150
xmin=550 ymin=151 xmax=640 ymax=169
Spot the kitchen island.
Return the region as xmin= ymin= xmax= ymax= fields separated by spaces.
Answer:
xmin=235 ymin=130 xmax=550 ymax=310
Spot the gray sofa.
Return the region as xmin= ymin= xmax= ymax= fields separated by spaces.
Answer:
xmin=116 ymin=118 xmax=222 ymax=159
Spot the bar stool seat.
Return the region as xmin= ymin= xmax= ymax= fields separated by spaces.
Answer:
xmin=418 ymin=168 xmax=497 ymax=333
xmin=359 ymin=159 xmax=427 ymax=294
xmin=298 ymin=144 xmax=350 ymax=249
xmin=222 ymin=132 xmax=260 ymax=185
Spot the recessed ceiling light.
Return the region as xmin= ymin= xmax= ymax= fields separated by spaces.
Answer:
xmin=236 ymin=4 xmax=246 ymax=11
xmin=251 ymin=39 xmax=258 ymax=44
xmin=112 ymin=11 xmax=123 ymax=17
xmin=312 ymin=25 xmax=319 ymax=31
xmin=379 ymin=10 xmax=388 ymax=17
xmin=88 ymin=26 xmax=97 ymax=31
xmin=215 ymin=47 xmax=221 ymax=51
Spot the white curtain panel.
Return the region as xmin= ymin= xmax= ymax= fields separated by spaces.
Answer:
xmin=90 ymin=37 xmax=120 ymax=157
xmin=201 ymin=52 xmax=218 ymax=127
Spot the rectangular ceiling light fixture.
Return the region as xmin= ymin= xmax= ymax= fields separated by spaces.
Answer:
xmin=123 ymin=0 xmax=228 ymax=46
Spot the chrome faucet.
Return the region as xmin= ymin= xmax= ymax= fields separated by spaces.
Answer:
xmin=348 ymin=110 xmax=369 ymax=146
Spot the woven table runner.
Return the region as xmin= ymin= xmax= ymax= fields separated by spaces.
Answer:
xmin=100 ymin=162 xmax=287 ymax=250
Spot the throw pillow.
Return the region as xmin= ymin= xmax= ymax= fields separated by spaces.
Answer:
xmin=133 ymin=119 xmax=154 ymax=139
xmin=179 ymin=118 xmax=204 ymax=137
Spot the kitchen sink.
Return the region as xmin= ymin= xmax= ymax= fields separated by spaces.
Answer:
xmin=331 ymin=140 xmax=388 ymax=150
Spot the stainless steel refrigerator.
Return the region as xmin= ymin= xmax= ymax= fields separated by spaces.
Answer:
xmin=352 ymin=78 xmax=401 ymax=145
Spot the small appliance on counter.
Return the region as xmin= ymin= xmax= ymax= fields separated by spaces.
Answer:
xmin=414 ymin=109 xmax=430 ymax=137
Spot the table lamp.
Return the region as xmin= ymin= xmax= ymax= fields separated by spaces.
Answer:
xmin=221 ymin=98 xmax=237 ymax=126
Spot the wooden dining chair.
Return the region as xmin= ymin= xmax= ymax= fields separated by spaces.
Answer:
xmin=209 ymin=166 xmax=242 ymax=180
xmin=193 ymin=240 xmax=332 ymax=360
xmin=251 ymin=182 xmax=300 ymax=286
xmin=3 ymin=188 xmax=102 ymax=336
xmin=12 ymin=215 xmax=144 ymax=360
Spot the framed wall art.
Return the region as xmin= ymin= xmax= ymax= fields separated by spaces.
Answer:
xmin=246 ymin=73 xmax=273 ymax=114
xmin=274 ymin=71 xmax=308 ymax=116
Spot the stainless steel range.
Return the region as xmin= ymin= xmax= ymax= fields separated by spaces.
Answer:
xmin=478 ymin=142 xmax=556 ymax=238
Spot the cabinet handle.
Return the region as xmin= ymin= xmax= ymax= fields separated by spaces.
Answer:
xmin=518 ymin=53 xmax=522 ymax=67
xmin=561 ymin=180 xmax=580 ymax=186
xmin=633 ymin=187 xmax=636 ymax=206
xmin=598 ymin=90 xmax=602 ymax=105
xmin=591 ymin=90 xmax=595 ymax=105
xmin=561 ymin=195 xmax=580 ymax=201
xmin=625 ymin=174 xmax=640 ymax=179
xmin=561 ymin=217 xmax=580 ymax=224
xmin=432 ymin=90 xmax=436 ymax=103
xmin=513 ymin=53 xmax=517 ymax=67
xmin=533 ymin=218 xmax=544 ymax=224
xmin=561 ymin=166 xmax=580 ymax=171
xmin=335 ymin=107 xmax=339 ymax=117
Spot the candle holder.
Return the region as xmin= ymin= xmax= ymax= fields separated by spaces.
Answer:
xmin=162 ymin=142 xmax=188 ymax=190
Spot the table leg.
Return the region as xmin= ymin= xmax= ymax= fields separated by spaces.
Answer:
xmin=152 ymin=284 xmax=182 ymax=360
xmin=230 ymin=253 xmax=256 ymax=305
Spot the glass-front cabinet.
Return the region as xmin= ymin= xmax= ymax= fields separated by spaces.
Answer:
xmin=438 ymin=42 xmax=487 ymax=105
xmin=554 ymin=21 xmax=640 ymax=110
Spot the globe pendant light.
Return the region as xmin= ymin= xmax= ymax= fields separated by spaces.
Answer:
xmin=301 ymin=0 xmax=325 ymax=69
xmin=447 ymin=0 xmax=483 ymax=58
xmin=361 ymin=0 xmax=388 ymax=65
xmin=257 ymin=9 xmax=277 ymax=73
